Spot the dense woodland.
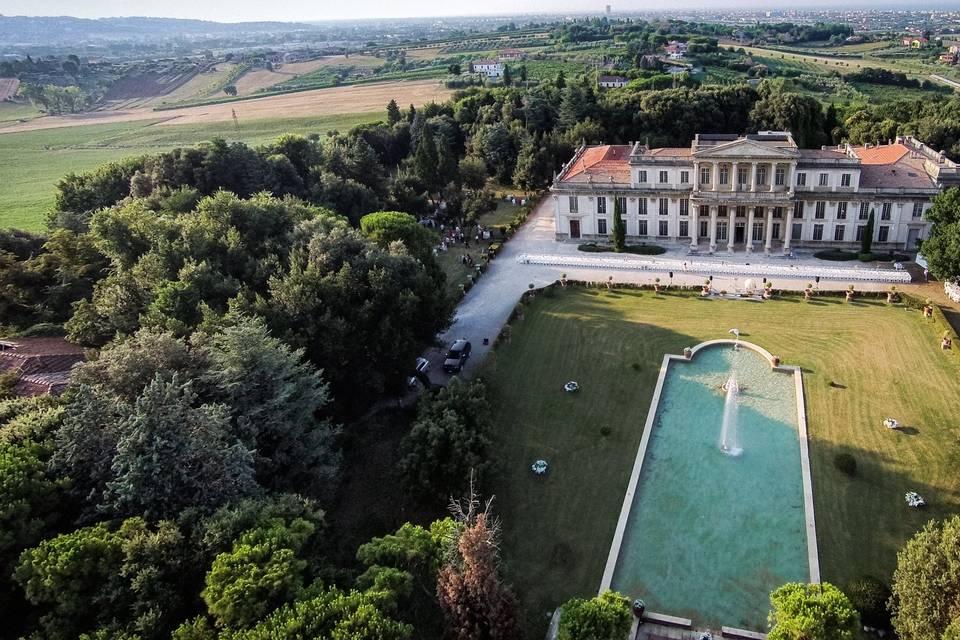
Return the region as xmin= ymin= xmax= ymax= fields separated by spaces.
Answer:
xmin=4 ymin=68 xmax=960 ymax=638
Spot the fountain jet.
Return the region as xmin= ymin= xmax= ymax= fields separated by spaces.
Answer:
xmin=720 ymin=374 xmax=742 ymax=457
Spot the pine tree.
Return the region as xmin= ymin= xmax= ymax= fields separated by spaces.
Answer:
xmin=412 ymin=129 xmax=442 ymax=197
xmin=555 ymin=70 xmax=566 ymax=89
xmin=612 ymin=197 xmax=626 ymax=252
xmin=386 ymin=99 xmax=401 ymax=125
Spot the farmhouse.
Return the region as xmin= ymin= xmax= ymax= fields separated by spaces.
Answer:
xmin=901 ymin=36 xmax=929 ymax=48
xmin=471 ymin=59 xmax=504 ymax=77
xmin=498 ymin=48 xmax=524 ymax=61
xmin=598 ymin=75 xmax=629 ymax=89
xmin=0 ymin=337 xmax=84 ymax=396
xmin=550 ymin=131 xmax=960 ymax=252
xmin=664 ymin=41 xmax=687 ymax=59
xmin=947 ymin=41 xmax=960 ymax=54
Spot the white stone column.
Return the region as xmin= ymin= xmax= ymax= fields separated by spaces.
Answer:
xmin=693 ymin=161 xmax=700 ymax=193
xmin=746 ymin=206 xmax=755 ymax=253
xmin=690 ymin=203 xmax=699 ymax=249
xmin=783 ymin=205 xmax=794 ymax=254
xmin=709 ymin=205 xmax=718 ymax=253
xmin=787 ymin=163 xmax=795 ymax=195
xmin=750 ymin=162 xmax=757 ymax=192
xmin=726 ymin=213 xmax=735 ymax=252
xmin=764 ymin=207 xmax=774 ymax=254
xmin=711 ymin=162 xmax=718 ymax=191
xmin=732 ymin=162 xmax=739 ymax=193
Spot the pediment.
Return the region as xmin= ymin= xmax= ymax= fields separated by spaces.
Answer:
xmin=694 ymin=138 xmax=799 ymax=159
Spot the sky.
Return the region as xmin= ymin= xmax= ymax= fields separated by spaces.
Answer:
xmin=0 ymin=0 xmax=953 ymax=22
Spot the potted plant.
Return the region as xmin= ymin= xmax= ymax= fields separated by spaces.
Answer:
xmin=763 ymin=281 xmax=773 ymax=300
xmin=701 ymin=279 xmax=711 ymax=296
xmin=923 ymin=298 xmax=933 ymax=318
xmin=846 ymin=284 xmax=855 ymax=302
xmin=606 ymin=275 xmax=614 ymax=290
xmin=887 ymin=285 xmax=899 ymax=304
xmin=560 ymin=273 xmax=567 ymax=287
xmin=772 ymin=355 xmax=781 ymax=367
xmin=804 ymin=283 xmax=813 ymax=301
xmin=654 ymin=277 xmax=662 ymax=293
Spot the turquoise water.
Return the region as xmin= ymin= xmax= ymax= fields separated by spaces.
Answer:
xmin=611 ymin=345 xmax=809 ymax=631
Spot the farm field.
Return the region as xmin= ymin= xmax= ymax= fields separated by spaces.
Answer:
xmin=0 ymin=79 xmax=451 ymax=134
xmin=483 ymin=287 xmax=960 ymax=635
xmin=0 ymin=101 xmax=40 ymax=124
xmin=0 ymin=111 xmax=380 ymax=231
xmin=231 ymin=59 xmax=333 ymax=95
xmin=0 ymin=78 xmax=20 ymax=101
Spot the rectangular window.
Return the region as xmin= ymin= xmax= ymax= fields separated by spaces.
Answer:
xmin=841 ymin=173 xmax=851 ymax=187
xmin=699 ymin=219 xmax=708 ymax=238
xmin=738 ymin=167 xmax=748 ymax=186
xmin=597 ymin=219 xmax=607 ymax=235
xmin=796 ymin=172 xmax=807 ymax=187
xmin=638 ymin=198 xmax=647 ymax=215
xmin=834 ymin=225 xmax=845 ymax=242
xmin=773 ymin=207 xmax=783 ymax=219
xmin=718 ymin=205 xmax=728 ymax=218
xmin=757 ymin=166 xmax=767 ymax=185
xmin=597 ymin=197 xmax=606 ymax=214
xmin=881 ymin=203 xmax=892 ymax=220
xmin=859 ymin=202 xmax=870 ymax=220
xmin=569 ymin=196 xmax=578 ymax=213
xmin=615 ymin=196 xmax=627 ymax=214
xmin=837 ymin=202 xmax=847 ymax=220
xmin=855 ymin=225 xmax=866 ymax=241
xmin=752 ymin=222 xmax=764 ymax=242
xmin=815 ymin=202 xmax=826 ymax=219
xmin=878 ymin=225 xmax=890 ymax=242
xmin=680 ymin=199 xmax=689 ymax=216
xmin=794 ymin=201 xmax=804 ymax=219
xmin=792 ymin=223 xmax=803 ymax=241
xmin=699 ymin=205 xmax=709 ymax=217
xmin=639 ymin=170 xmax=647 ymax=183
xmin=679 ymin=220 xmax=689 ymax=238
xmin=680 ymin=170 xmax=690 ymax=184
xmin=638 ymin=220 xmax=648 ymax=236
xmin=772 ymin=222 xmax=780 ymax=240
xmin=700 ymin=167 xmax=711 ymax=185
xmin=719 ymin=166 xmax=729 ymax=185
xmin=659 ymin=170 xmax=668 ymax=184
xmin=813 ymin=224 xmax=824 ymax=241
xmin=819 ymin=173 xmax=829 ymax=187
xmin=775 ymin=167 xmax=785 ymax=186
xmin=717 ymin=222 xmax=728 ymax=242
xmin=736 ymin=206 xmax=746 ymax=218
xmin=913 ymin=202 xmax=924 ymax=218
xmin=659 ymin=198 xmax=669 ymax=216
xmin=659 ymin=220 xmax=669 ymax=237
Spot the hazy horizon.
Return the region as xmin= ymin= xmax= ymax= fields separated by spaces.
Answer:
xmin=3 ymin=0 xmax=959 ymax=23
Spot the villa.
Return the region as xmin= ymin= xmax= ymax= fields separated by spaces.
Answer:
xmin=471 ymin=59 xmax=504 ymax=77
xmin=550 ymin=131 xmax=960 ymax=253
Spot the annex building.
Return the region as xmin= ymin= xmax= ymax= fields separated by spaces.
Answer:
xmin=550 ymin=132 xmax=960 ymax=253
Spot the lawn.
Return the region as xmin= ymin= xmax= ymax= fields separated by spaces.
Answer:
xmin=0 ymin=112 xmax=379 ymax=231
xmin=481 ymin=286 xmax=960 ymax=635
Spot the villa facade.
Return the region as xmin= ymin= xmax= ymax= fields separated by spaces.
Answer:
xmin=550 ymin=132 xmax=960 ymax=253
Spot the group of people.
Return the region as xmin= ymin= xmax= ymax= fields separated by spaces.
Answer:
xmin=435 ymin=224 xmax=493 ymax=254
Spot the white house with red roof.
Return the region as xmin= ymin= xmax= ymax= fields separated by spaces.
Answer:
xmin=551 ymin=131 xmax=959 ymax=253
xmin=471 ymin=60 xmax=504 ymax=77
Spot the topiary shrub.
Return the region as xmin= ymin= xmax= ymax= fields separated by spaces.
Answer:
xmin=834 ymin=453 xmax=857 ymax=476
xmin=844 ymin=576 xmax=892 ymax=629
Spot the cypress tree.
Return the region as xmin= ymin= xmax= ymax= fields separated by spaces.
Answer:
xmin=861 ymin=210 xmax=875 ymax=257
xmin=612 ymin=197 xmax=626 ymax=252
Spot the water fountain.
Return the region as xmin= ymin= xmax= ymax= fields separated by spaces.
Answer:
xmin=719 ymin=374 xmax=742 ymax=457
xmin=729 ymin=328 xmax=740 ymax=350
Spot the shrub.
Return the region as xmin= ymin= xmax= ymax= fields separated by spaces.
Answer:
xmin=858 ymin=252 xmax=874 ymax=262
xmin=844 ymin=576 xmax=891 ymax=629
xmin=600 ymin=426 xmax=612 ymax=437
xmin=631 ymin=362 xmax=641 ymax=371
xmin=815 ymin=249 xmax=858 ymax=261
xmin=834 ymin=453 xmax=857 ymax=476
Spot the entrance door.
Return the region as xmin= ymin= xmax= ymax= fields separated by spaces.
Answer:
xmin=569 ymin=219 xmax=581 ymax=239
xmin=734 ymin=223 xmax=746 ymax=244
xmin=907 ymin=228 xmax=920 ymax=250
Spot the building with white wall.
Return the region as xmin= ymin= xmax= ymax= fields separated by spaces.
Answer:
xmin=471 ymin=60 xmax=504 ymax=77
xmin=550 ymin=132 xmax=960 ymax=253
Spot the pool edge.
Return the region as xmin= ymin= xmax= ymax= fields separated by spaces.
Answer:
xmin=598 ymin=339 xmax=822 ymax=609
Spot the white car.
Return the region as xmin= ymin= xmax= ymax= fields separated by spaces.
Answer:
xmin=407 ymin=357 xmax=431 ymax=387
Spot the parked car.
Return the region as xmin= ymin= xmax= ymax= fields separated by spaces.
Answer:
xmin=407 ymin=357 xmax=430 ymax=387
xmin=442 ymin=339 xmax=472 ymax=373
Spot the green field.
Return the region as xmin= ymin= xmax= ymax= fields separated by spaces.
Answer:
xmin=0 ymin=112 xmax=378 ymax=232
xmin=483 ymin=287 xmax=960 ymax=634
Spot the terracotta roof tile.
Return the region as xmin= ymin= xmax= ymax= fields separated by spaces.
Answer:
xmin=853 ymin=144 xmax=910 ymax=165
xmin=647 ymin=147 xmax=693 ymax=157
xmin=559 ymin=145 xmax=632 ymax=183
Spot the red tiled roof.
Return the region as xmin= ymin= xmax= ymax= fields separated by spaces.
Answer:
xmin=559 ymin=145 xmax=632 ymax=183
xmin=853 ymin=144 xmax=909 ymax=165
xmin=858 ymin=162 xmax=935 ymax=189
xmin=798 ymin=149 xmax=849 ymax=159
